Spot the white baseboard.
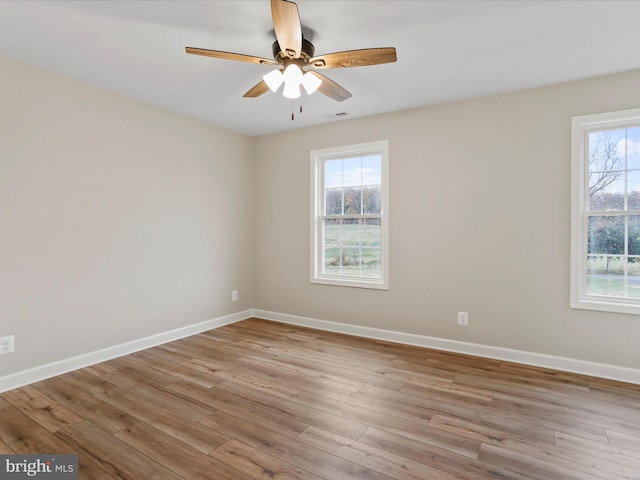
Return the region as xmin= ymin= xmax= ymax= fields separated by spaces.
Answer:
xmin=252 ymin=309 xmax=640 ymax=386
xmin=3 ymin=308 xmax=638 ymax=393
xmin=0 ymin=310 xmax=253 ymax=393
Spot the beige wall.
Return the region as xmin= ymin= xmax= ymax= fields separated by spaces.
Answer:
xmin=253 ymin=69 xmax=640 ymax=370
xmin=0 ymin=56 xmax=254 ymax=376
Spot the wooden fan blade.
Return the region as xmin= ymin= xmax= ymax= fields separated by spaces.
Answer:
xmin=271 ymin=0 xmax=302 ymax=58
xmin=309 ymin=47 xmax=397 ymax=69
xmin=243 ymin=80 xmax=271 ymax=98
xmin=308 ymin=71 xmax=351 ymax=102
xmin=186 ymin=47 xmax=277 ymax=66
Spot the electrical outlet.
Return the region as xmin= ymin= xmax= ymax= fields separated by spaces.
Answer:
xmin=0 ymin=335 xmax=15 ymax=354
xmin=457 ymin=312 xmax=469 ymax=326
xmin=232 ymin=290 xmax=238 ymax=302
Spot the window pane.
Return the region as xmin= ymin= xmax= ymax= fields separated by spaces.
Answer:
xmin=323 ymin=247 xmax=340 ymax=274
xmin=629 ymin=215 xmax=640 ymax=255
xmin=340 ymin=247 xmax=361 ymax=276
xmin=361 ymin=248 xmax=381 ymax=277
xmin=362 ymin=218 xmax=381 ymax=247
xmin=363 ymin=186 xmax=381 ymax=214
xmin=589 ymin=173 xmax=624 ymax=210
xmin=589 ymin=130 xmax=625 ymax=172
xmin=628 ymin=171 xmax=640 ymax=210
xmin=588 ymin=216 xmax=624 ymax=255
xmin=362 ymin=155 xmax=381 ymax=186
xmin=342 ymin=218 xmax=361 ymax=246
xmin=587 ymin=255 xmax=624 ymax=297
xmin=344 ymin=187 xmax=362 ymax=215
xmin=324 ymin=160 xmax=342 ymax=188
xmin=323 ymin=219 xmax=340 ymax=246
xmin=628 ymin=127 xmax=640 ymax=170
xmin=325 ymin=188 xmax=342 ymax=215
xmin=342 ymin=157 xmax=362 ymax=187
xmin=629 ymin=258 xmax=640 ymax=298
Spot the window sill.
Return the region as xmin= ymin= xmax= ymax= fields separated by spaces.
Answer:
xmin=571 ymin=296 xmax=640 ymax=315
xmin=311 ymin=276 xmax=389 ymax=291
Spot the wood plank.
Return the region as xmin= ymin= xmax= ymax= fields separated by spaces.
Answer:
xmin=245 ymin=354 xmax=367 ymax=392
xmin=294 ymin=390 xmax=480 ymax=458
xmin=211 ymin=439 xmax=324 ymax=480
xmin=430 ymin=415 xmax=640 ymax=480
xmin=114 ymin=421 xmax=252 ymax=480
xmin=0 ymin=439 xmax=14 ymax=454
xmin=57 ymin=421 xmax=182 ymax=479
xmin=555 ymin=431 xmax=640 ymax=469
xmin=1 ymin=385 xmax=83 ymax=432
xmin=200 ymin=409 xmax=394 ymax=480
xmin=494 ymin=387 xmax=640 ymax=426
xmin=0 ymin=406 xmax=76 ymax=454
xmin=32 ymin=377 xmax=137 ymax=434
xmin=358 ymin=426 xmax=532 ymax=480
xmin=607 ymin=429 xmax=640 ymax=451
xmin=127 ymin=348 xmax=225 ymax=388
xmin=428 ymin=414 xmax=552 ymax=448
xmin=451 ymin=372 xmax=553 ymax=398
xmin=364 ymin=381 xmax=607 ymax=444
xmin=297 ymin=425 xmax=458 ymax=480
xmin=490 ymin=391 xmax=637 ymax=441
xmin=158 ymin=335 xmax=242 ymax=363
xmin=165 ymin=380 xmax=310 ymax=440
xmin=59 ymin=368 xmax=118 ymax=395
xmin=249 ymin=346 xmax=406 ymax=391
xmin=88 ymin=363 xmax=118 ymax=375
xmin=217 ymin=379 xmax=368 ymax=440
xmin=401 ymin=379 xmax=494 ymax=402
xmin=477 ymin=443 xmax=602 ymax=480
xmin=100 ymin=370 xmax=213 ymax=421
xmin=96 ymin=384 xmax=227 ymax=454
xmin=233 ymin=355 xmax=365 ymax=395
xmin=0 ymin=406 xmax=109 ymax=479
xmin=204 ymin=362 xmax=303 ymax=400
xmin=0 ymin=395 xmax=12 ymax=410
xmin=102 ymin=356 xmax=183 ymax=385
xmin=356 ymin=384 xmax=513 ymax=447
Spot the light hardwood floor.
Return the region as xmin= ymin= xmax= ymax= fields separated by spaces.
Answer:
xmin=1 ymin=318 xmax=640 ymax=479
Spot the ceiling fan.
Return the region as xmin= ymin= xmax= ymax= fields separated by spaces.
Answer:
xmin=185 ymin=0 xmax=397 ymax=102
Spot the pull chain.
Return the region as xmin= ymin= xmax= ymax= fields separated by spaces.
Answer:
xmin=291 ymin=103 xmax=303 ymax=121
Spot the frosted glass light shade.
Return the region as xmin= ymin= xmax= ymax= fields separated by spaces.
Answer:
xmin=302 ymin=72 xmax=322 ymax=94
xmin=282 ymin=64 xmax=303 ymax=86
xmin=283 ymin=82 xmax=301 ymax=99
xmin=263 ymin=69 xmax=284 ymax=92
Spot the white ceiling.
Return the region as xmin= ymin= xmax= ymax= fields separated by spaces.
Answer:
xmin=2 ymin=1 xmax=640 ymax=137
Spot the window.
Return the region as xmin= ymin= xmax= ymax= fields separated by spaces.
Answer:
xmin=571 ymin=107 xmax=640 ymax=314
xmin=310 ymin=140 xmax=389 ymax=289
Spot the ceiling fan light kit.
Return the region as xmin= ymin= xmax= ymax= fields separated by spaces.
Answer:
xmin=186 ymin=0 xmax=397 ymax=103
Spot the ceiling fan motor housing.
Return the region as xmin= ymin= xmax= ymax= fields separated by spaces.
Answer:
xmin=272 ymin=38 xmax=315 ymax=63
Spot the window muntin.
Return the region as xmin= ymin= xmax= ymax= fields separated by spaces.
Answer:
xmin=571 ymin=108 xmax=640 ymax=313
xmin=311 ymin=141 xmax=388 ymax=289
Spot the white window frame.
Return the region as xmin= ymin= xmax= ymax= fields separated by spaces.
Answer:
xmin=310 ymin=140 xmax=389 ymax=290
xmin=571 ymin=107 xmax=640 ymax=314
